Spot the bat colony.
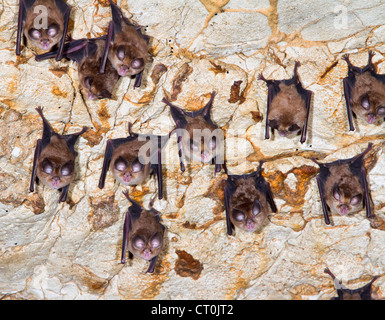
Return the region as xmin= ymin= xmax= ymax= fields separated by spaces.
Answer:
xmin=17 ymin=0 xmax=382 ymax=296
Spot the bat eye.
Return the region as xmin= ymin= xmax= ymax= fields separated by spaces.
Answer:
xmin=377 ymin=106 xmax=385 ymax=115
xmin=252 ymin=200 xmax=262 ymax=215
xmin=190 ymin=139 xmax=199 ymax=151
xmin=132 ymin=236 xmax=145 ymax=250
xmin=47 ymin=24 xmax=59 ymax=37
xmin=61 ymin=162 xmax=74 ymax=176
xmin=333 ymin=184 xmax=341 ymax=201
xmin=131 ymin=158 xmax=144 ymax=173
xmin=116 ymin=46 xmax=125 ymax=61
xmin=28 ymin=29 xmax=42 ymax=40
xmin=350 ymin=194 xmax=362 ymax=205
xmin=268 ymin=119 xmax=279 ymax=129
xmin=84 ymin=76 xmax=93 ymax=89
xmin=208 ymin=136 xmax=216 ymax=150
xmin=114 ymin=157 xmax=128 ymax=172
xmin=131 ymin=58 xmax=144 ymax=70
xmin=150 ymin=232 xmax=162 ymax=249
xmin=42 ymin=159 xmax=54 ymax=174
xmin=232 ymin=209 xmax=245 ymax=222
xmin=360 ymin=94 xmax=370 ymax=110
xmin=288 ymin=124 xmax=300 ymax=132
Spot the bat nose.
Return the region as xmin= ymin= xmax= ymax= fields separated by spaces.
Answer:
xmin=339 ymin=204 xmax=349 ymax=215
xmin=131 ymin=58 xmax=144 ymax=70
xmin=367 ymin=113 xmax=376 ymax=124
xmin=98 ymin=89 xmax=112 ymax=99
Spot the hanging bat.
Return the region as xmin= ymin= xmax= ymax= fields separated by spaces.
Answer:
xmin=121 ymin=190 xmax=165 ymax=273
xmin=162 ymin=92 xmax=224 ymax=175
xmin=312 ymin=143 xmax=373 ymax=225
xmin=30 ymin=106 xmax=88 ymax=202
xmin=224 ymin=162 xmax=277 ymax=236
xmin=36 ymin=36 xmax=120 ymax=100
xmin=324 ymin=268 xmax=379 ymax=300
xmin=99 ymin=0 xmax=149 ymax=88
xmin=259 ymin=61 xmax=312 ymax=144
xmin=16 ymin=0 xmax=71 ymax=60
xmin=98 ymin=123 xmax=169 ymax=200
xmin=342 ymin=51 xmax=385 ymax=131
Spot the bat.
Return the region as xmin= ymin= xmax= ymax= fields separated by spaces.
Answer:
xmin=98 ymin=123 xmax=169 ymax=200
xmin=312 ymin=143 xmax=373 ymax=225
xmin=224 ymin=161 xmax=277 ymax=235
xmin=259 ymin=61 xmax=312 ymax=144
xmin=324 ymin=268 xmax=379 ymax=300
xmin=100 ymin=0 xmax=149 ymax=88
xmin=16 ymin=0 xmax=71 ymax=60
xmin=121 ymin=190 xmax=165 ymax=273
xmin=36 ymin=36 xmax=120 ymax=100
xmin=342 ymin=51 xmax=385 ymax=131
xmin=30 ymin=106 xmax=88 ymax=202
xmin=162 ymin=92 xmax=224 ymax=175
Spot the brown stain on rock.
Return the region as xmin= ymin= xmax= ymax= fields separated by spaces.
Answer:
xmin=23 ymin=193 xmax=45 ymax=215
xmin=51 ymin=86 xmax=68 ymax=98
xmin=209 ymin=60 xmax=227 ymax=75
xmin=71 ymin=264 xmax=109 ymax=294
xmin=88 ymin=194 xmax=119 ymax=231
xmin=151 ymin=63 xmax=168 ymax=85
xmin=170 ymin=63 xmax=193 ymax=101
xmin=175 ymin=250 xmax=203 ymax=280
xmin=250 ymin=111 xmax=263 ymax=123
xmin=228 ymin=80 xmax=246 ymax=104
xmin=49 ymin=67 xmax=69 ymax=78
xmin=264 ymin=165 xmax=318 ymax=210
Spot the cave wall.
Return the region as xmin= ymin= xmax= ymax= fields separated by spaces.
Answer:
xmin=0 ymin=0 xmax=385 ymax=299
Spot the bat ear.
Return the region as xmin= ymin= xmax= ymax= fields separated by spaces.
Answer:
xmin=201 ymin=91 xmax=216 ymax=120
xmin=252 ymin=200 xmax=262 ymax=216
xmin=109 ymin=0 xmax=123 ymax=34
xmin=132 ymin=235 xmax=146 ymax=250
xmin=150 ymin=232 xmax=163 ymax=249
xmin=361 ymin=94 xmax=370 ymax=110
xmin=350 ymin=194 xmax=363 ymax=205
xmin=232 ymin=208 xmax=245 ymax=222
xmin=164 ymin=99 xmax=188 ymax=128
xmin=333 ymin=184 xmax=341 ymax=201
xmin=84 ymin=76 xmax=93 ymax=89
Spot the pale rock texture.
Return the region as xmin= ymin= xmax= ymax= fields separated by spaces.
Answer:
xmin=0 ymin=0 xmax=385 ymax=300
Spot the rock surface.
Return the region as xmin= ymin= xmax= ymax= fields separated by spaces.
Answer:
xmin=0 ymin=0 xmax=385 ymax=300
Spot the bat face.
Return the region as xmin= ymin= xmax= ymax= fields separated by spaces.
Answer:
xmin=128 ymin=210 xmax=164 ymax=262
xmin=324 ymin=165 xmax=364 ymax=216
xmin=343 ymin=52 xmax=385 ymax=130
xmin=267 ymin=83 xmax=307 ymax=138
xmin=348 ymin=72 xmax=385 ymax=125
xmin=259 ymin=61 xmax=312 ymax=144
xmin=30 ymin=107 xmax=88 ymax=202
xmin=181 ymin=117 xmax=218 ymax=164
xmin=121 ymin=191 xmax=165 ymax=273
xmin=163 ymin=92 xmax=224 ymax=174
xmin=36 ymin=136 xmax=75 ymax=189
xmin=228 ymin=177 xmax=270 ymax=232
xmin=224 ymin=163 xmax=277 ymax=236
xmin=109 ymin=141 xmax=151 ymax=186
xmin=78 ymin=39 xmax=120 ymax=100
xmin=312 ymin=143 xmax=373 ymax=225
xmin=108 ymin=24 xmax=148 ymax=77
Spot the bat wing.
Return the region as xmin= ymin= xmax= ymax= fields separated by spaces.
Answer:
xmin=53 ymin=0 xmax=71 ymax=61
xmin=343 ymin=77 xmax=355 ymax=131
xmin=224 ymin=177 xmax=237 ymax=236
xmin=313 ymin=161 xmax=332 ymax=225
xmin=254 ymin=171 xmax=277 ymax=213
xmin=30 ymin=138 xmax=42 ymax=192
xmin=146 ymin=256 xmax=158 ymax=273
xmin=62 ymin=126 xmax=88 ymax=156
xmin=59 ymin=184 xmax=69 ymax=203
xmin=297 ymin=86 xmax=312 ymax=144
xmin=16 ymin=0 xmax=36 ymax=55
xmin=348 ymin=143 xmax=373 ymax=219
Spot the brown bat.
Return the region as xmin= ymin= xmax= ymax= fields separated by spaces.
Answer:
xmin=100 ymin=0 xmax=149 ymax=88
xmin=224 ymin=162 xmax=277 ymax=235
xmin=98 ymin=123 xmax=169 ymax=200
xmin=30 ymin=107 xmax=88 ymax=202
xmin=342 ymin=51 xmax=385 ymax=131
xmin=121 ymin=190 xmax=165 ymax=273
xmin=162 ymin=92 xmax=224 ymax=175
xmin=312 ymin=143 xmax=373 ymax=225
xmin=16 ymin=0 xmax=71 ymax=60
xmin=36 ymin=36 xmax=120 ymax=100
xmin=324 ymin=268 xmax=379 ymax=300
xmin=259 ymin=61 xmax=312 ymax=144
